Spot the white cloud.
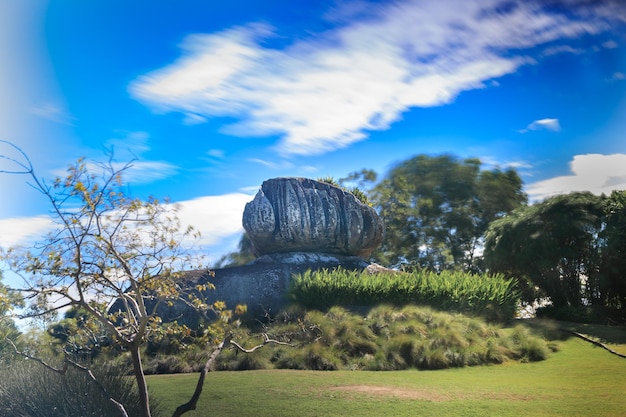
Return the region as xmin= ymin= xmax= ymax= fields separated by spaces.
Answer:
xmin=526 ymin=154 xmax=626 ymax=201
xmin=519 ymin=118 xmax=561 ymax=133
xmin=0 ymin=193 xmax=254 ymax=263
xmin=175 ymin=192 xmax=252 ymax=247
xmin=0 ymin=216 xmax=55 ymax=249
xmin=130 ymin=0 xmax=614 ymax=156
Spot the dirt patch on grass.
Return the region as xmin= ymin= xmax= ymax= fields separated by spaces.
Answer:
xmin=330 ymin=385 xmax=449 ymax=402
xmin=329 ymin=385 xmax=541 ymax=402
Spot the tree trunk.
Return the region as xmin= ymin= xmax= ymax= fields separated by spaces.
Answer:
xmin=130 ymin=346 xmax=152 ymax=417
xmin=172 ymin=334 xmax=233 ymax=417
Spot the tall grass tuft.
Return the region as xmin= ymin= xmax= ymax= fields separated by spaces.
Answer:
xmin=213 ymin=305 xmax=553 ymax=371
xmin=0 ymin=359 xmax=164 ymax=417
xmin=289 ymin=268 xmax=520 ymax=321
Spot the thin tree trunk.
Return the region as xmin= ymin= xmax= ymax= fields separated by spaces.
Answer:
xmin=130 ymin=346 xmax=152 ymax=417
xmin=172 ymin=334 xmax=233 ymax=417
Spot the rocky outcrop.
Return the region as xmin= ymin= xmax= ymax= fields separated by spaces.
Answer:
xmin=145 ymin=252 xmax=393 ymax=326
xmin=243 ymin=177 xmax=384 ymax=258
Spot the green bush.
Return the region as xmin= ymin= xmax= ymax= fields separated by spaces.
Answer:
xmin=0 ymin=359 xmax=164 ymax=417
xmin=289 ymin=268 xmax=520 ymax=321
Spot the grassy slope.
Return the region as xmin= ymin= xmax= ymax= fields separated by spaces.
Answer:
xmin=149 ymin=335 xmax=626 ymax=417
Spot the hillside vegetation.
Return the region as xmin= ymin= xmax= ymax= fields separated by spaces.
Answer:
xmin=214 ymin=305 xmax=555 ymax=372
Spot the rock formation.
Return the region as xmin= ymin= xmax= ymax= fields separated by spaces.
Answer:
xmin=122 ymin=177 xmax=387 ymax=323
xmin=243 ymin=177 xmax=384 ymax=258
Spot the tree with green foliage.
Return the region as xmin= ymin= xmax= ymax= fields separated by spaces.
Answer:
xmin=484 ymin=192 xmax=604 ymax=310
xmin=597 ymin=190 xmax=626 ymax=316
xmin=372 ymin=154 xmax=526 ymax=271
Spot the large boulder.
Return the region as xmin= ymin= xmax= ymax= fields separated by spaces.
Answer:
xmin=243 ymin=177 xmax=384 ymax=258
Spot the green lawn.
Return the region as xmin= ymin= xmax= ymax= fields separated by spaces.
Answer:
xmin=149 ymin=335 xmax=626 ymax=417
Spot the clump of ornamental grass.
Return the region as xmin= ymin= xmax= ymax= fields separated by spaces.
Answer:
xmin=0 ymin=358 xmax=164 ymax=417
xmin=212 ymin=305 xmax=554 ymax=371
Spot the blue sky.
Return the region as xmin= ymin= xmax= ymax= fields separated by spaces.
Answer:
xmin=1 ymin=0 xmax=626 ymax=264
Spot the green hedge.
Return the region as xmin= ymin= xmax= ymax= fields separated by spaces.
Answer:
xmin=289 ymin=268 xmax=520 ymax=321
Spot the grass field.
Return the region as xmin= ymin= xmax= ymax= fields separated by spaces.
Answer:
xmin=149 ymin=326 xmax=626 ymax=417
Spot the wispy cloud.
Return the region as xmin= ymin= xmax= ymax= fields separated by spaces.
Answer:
xmin=526 ymin=154 xmax=626 ymax=201
xmin=247 ymin=158 xmax=294 ymax=170
xmin=518 ymin=118 xmax=561 ymax=133
xmin=206 ymin=149 xmax=226 ymax=159
xmin=50 ymin=158 xmax=179 ymax=186
xmin=541 ymin=45 xmax=584 ymax=56
xmin=105 ymin=130 xmax=151 ymax=157
xmin=130 ymin=0 xmax=619 ymax=156
xmin=609 ymin=71 xmax=625 ymax=82
xmin=98 ymin=131 xmax=179 ymax=185
xmin=116 ymin=161 xmax=179 ymax=184
xmin=29 ymin=103 xmax=74 ymax=125
xmin=480 ymin=156 xmax=533 ymax=170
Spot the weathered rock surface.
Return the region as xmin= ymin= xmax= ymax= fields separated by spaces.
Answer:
xmin=144 ymin=252 xmax=394 ymax=325
xmin=243 ymin=177 xmax=384 ymax=258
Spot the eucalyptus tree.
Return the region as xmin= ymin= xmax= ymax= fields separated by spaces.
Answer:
xmin=372 ymin=154 xmax=526 ymax=271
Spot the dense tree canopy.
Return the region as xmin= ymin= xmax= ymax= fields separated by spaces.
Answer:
xmin=484 ymin=191 xmax=626 ymax=321
xmin=372 ymin=154 xmax=526 ymax=271
xmin=596 ymin=191 xmax=626 ymax=314
xmin=484 ymin=192 xmax=604 ymax=309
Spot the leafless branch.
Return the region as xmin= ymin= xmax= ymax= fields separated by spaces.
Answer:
xmin=230 ymin=333 xmax=295 ymax=353
xmin=63 ymin=354 xmax=130 ymax=417
xmin=7 ymin=338 xmax=68 ymax=374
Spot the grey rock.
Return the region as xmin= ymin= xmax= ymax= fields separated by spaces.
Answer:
xmin=243 ymin=177 xmax=383 ymax=258
xmin=137 ymin=252 xmax=395 ymax=325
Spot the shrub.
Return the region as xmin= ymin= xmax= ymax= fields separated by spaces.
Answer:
xmin=289 ymin=268 xmax=520 ymax=321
